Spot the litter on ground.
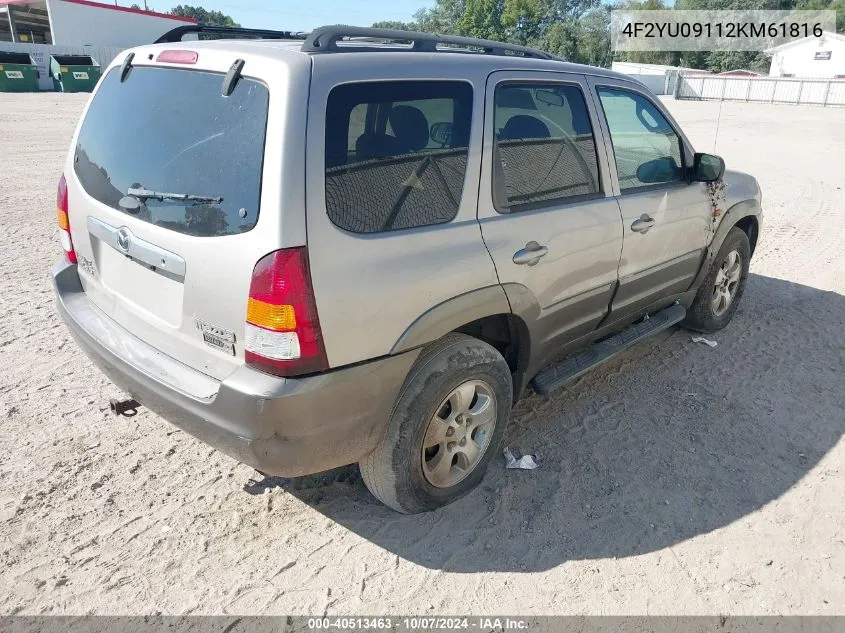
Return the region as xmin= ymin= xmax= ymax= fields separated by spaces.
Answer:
xmin=692 ymin=336 xmax=718 ymax=348
xmin=503 ymin=447 xmax=540 ymax=470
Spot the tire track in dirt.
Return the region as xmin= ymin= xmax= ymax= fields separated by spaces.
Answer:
xmin=1 ymin=95 xmax=844 ymax=615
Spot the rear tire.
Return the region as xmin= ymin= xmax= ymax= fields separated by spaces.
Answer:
xmin=683 ymin=226 xmax=751 ymax=333
xmin=360 ymin=333 xmax=512 ymax=514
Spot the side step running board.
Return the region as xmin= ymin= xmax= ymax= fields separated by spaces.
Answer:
xmin=531 ymin=303 xmax=686 ymax=396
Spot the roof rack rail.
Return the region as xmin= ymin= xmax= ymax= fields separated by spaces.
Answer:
xmin=155 ymin=25 xmax=308 ymax=44
xmin=301 ymin=25 xmax=556 ymax=60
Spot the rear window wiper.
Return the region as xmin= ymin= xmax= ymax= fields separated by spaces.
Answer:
xmin=126 ymin=187 xmax=223 ymax=204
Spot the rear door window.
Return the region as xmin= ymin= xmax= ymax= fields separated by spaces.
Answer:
xmin=74 ymin=66 xmax=269 ymax=237
xmin=324 ymin=80 xmax=473 ymax=234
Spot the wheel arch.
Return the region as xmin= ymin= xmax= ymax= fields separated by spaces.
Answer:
xmin=390 ymin=285 xmax=533 ymax=401
xmin=734 ymin=214 xmax=760 ymax=256
xmin=690 ymin=199 xmax=762 ymax=292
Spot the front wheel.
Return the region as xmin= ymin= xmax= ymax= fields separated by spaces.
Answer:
xmin=360 ymin=333 xmax=513 ymax=514
xmin=683 ymin=226 xmax=751 ymax=333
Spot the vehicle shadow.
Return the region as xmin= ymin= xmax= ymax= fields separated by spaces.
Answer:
xmin=245 ymin=274 xmax=845 ymax=573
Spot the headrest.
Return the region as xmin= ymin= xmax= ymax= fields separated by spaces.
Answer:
xmin=500 ymin=115 xmax=551 ymax=141
xmin=389 ymin=105 xmax=430 ymax=152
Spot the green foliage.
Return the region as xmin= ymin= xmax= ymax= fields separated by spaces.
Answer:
xmin=371 ymin=21 xmax=420 ymax=31
xmin=169 ymin=5 xmax=240 ymax=27
xmin=458 ymin=0 xmax=507 ymax=40
xmin=536 ymin=6 xmax=613 ymax=66
xmin=796 ymin=0 xmax=845 ymax=32
xmin=415 ymin=0 xmax=467 ymax=34
xmin=611 ymin=0 xmax=680 ymax=66
xmin=503 ymin=0 xmax=601 ymax=44
xmin=378 ymin=0 xmax=844 ymax=71
xmin=703 ymin=50 xmax=770 ymax=72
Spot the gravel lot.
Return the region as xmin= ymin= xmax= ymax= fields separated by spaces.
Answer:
xmin=0 ymin=93 xmax=843 ymax=616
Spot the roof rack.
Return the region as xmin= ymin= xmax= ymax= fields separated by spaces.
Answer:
xmin=155 ymin=24 xmax=308 ymax=44
xmin=301 ymin=25 xmax=556 ymax=60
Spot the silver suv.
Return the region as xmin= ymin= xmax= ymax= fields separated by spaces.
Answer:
xmin=53 ymin=26 xmax=762 ymax=513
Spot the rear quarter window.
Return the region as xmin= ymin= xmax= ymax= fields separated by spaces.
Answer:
xmin=324 ymin=80 xmax=473 ymax=234
xmin=74 ymin=65 xmax=269 ymax=237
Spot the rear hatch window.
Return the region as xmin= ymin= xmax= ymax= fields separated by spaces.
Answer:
xmin=74 ymin=65 xmax=269 ymax=237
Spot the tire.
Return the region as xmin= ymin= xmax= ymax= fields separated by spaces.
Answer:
xmin=683 ymin=226 xmax=751 ymax=333
xmin=360 ymin=333 xmax=513 ymax=514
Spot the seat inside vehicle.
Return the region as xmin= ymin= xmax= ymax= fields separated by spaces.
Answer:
xmin=354 ymin=105 xmax=430 ymax=161
xmin=499 ymin=115 xmax=551 ymax=140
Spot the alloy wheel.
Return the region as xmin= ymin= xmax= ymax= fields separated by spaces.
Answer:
xmin=421 ymin=379 xmax=497 ymax=488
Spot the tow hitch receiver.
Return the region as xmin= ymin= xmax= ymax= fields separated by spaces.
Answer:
xmin=110 ymin=398 xmax=141 ymax=417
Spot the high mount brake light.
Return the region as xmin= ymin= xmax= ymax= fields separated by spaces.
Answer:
xmin=156 ymin=50 xmax=198 ymax=64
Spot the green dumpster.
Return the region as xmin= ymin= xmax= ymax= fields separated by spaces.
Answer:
xmin=0 ymin=51 xmax=39 ymax=92
xmin=49 ymin=55 xmax=101 ymax=92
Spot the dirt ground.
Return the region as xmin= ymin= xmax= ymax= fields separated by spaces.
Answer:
xmin=0 ymin=93 xmax=843 ymax=616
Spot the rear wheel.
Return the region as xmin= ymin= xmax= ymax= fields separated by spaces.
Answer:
xmin=360 ymin=333 xmax=512 ymax=514
xmin=683 ymin=226 xmax=751 ymax=333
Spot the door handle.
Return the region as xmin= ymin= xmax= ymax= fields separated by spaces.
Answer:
xmin=631 ymin=214 xmax=656 ymax=234
xmin=513 ymin=241 xmax=549 ymax=266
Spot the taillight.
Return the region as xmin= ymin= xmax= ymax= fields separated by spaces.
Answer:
xmin=244 ymin=248 xmax=328 ymax=377
xmin=57 ymin=174 xmax=76 ymax=264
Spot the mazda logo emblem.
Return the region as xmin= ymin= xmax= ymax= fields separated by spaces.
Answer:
xmin=116 ymin=227 xmax=132 ymax=253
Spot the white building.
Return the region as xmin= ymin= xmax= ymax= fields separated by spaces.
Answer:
xmin=1 ymin=0 xmax=195 ymax=89
xmin=768 ymin=31 xmax=845 ymax=79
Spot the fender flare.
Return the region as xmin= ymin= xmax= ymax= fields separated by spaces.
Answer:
xmin=690 ymin=199 xmax=762 ymax=291
xmin=389 ymin=285 xmax=512 ymax=354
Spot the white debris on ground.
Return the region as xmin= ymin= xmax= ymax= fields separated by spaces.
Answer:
xmin=503 ymin=447 xmax=540 ymax=470
xmin=692 ymin=336 xmax=719 ymax=348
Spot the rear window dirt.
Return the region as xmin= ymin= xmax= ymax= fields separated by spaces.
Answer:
xmin=74 ymin=65 xmax=269 ymax=237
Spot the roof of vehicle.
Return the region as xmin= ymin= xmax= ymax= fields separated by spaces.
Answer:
xmin=147 ymin=24 xmax=638 ymax=85
xmin=140 ymin=38 xmax=637 ymax=85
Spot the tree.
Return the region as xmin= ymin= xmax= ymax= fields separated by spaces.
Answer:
xmin=372 ymin=20 xmax=420 ymax=30
xmin=457 ymin=0 xmax=507 ymax=40
xmin=415 ymin=0 xmax=467 ymax=34
xmin=502 ymin=0 xmax=600 ymax=44
xmin=393 ymin=0 xmax=609 ymax=63
xmin=168 ymin=5 xmax=240 ymax=27
xmin=796 ymin=0 xmax=845 ymax=33
xmin=525 ymin=2 xmax=610 ymax=65
xmin=672 ymin=0 xmax=827 ymax=71
xmin=575 ymin=6 xmax=614 ymax=66
xmin=374 ymin=0 xmax=845 ymax=71
xmin=611 ymin=0 xmax=680 ymax=66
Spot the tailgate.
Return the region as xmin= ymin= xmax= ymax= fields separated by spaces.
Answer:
xmin=63 ymin=46 xmax=304 ymax=380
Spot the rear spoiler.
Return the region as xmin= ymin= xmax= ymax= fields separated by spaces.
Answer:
xmin=156 ymin=25 xmax=308 ymax=43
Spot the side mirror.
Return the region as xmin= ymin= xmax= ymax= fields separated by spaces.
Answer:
xmin=636 ymin=157 xmax=681 ymax=184
xmin=693 ymin=152 xmax=725 ymax=182
xmin=430 ymin=121 xmax=452 ymax=146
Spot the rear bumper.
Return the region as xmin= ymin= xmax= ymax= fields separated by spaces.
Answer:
xmin=52 ymin=260 xmax=420 ymax=477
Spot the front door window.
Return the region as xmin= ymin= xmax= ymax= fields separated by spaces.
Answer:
xmin=597 ymin=87 xmax=685 ymax=192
